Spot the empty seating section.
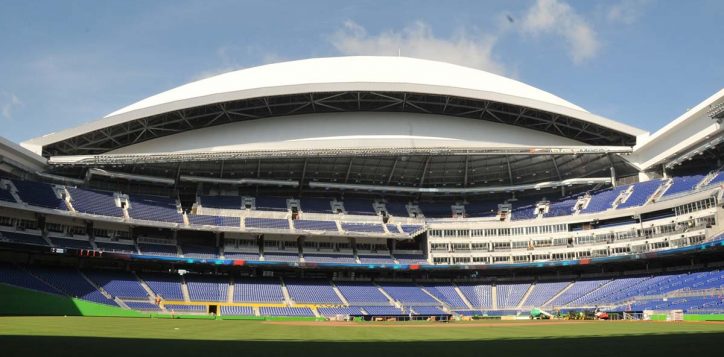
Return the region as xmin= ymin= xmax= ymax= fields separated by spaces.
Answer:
xmin=245 ymin=217 xmax=289 ymax=230
xmin=259 ymin=307 xmax=314 ymax=317
xmin=29 ymin=267 xmax=116 ymax=305
xmin=419 ymin=202 xmax=452 ymax=218
xmin=341 ymin=222 xmax=385 ymax=233
xmin=336 ymin=281 xmax=390 ymax=305
xmin=124 ymin=301 xmax=161 ymax=311
xmin=496 ymin=283 xmax=530 ymax=309
xmin=411 ymin=306 xmax=447 ymax=315
xmin=386 ymin=224 xmax=401 ymax=233
xmin=223 ymin=251 xmax=260 ymax=260
xmin=378 ymin=283 xmax=437 ymax=305
xmin=180 ymin=244 xmax=218 ymax=259
xmin=663 ymin=175 xmax=705 ymax=197
xmin=617 ymin=180 xmax=663 ymax=208
xmin=303 ymin=254 xmax=356 ymax=263
xmin=395 ymin=254 xmax=427 ymax=265
xmin=254 ymin=197 xmax=288 ymax=211
xmin=523 ymin=282 xmax=569 ymax=307
xmin=233 ymin=278 xmax=284 ymax=302
xmin=285 ymin=279 xmax=341 ymax=303
xmin=263 ymin=252 xmax=299 ymax=262
xmin=128 ymin=195 xmax=183 ymax=223
xmin=422 ymin=283 xmax=469 ymax=308
xmin=0 ymin=186 xmax=15 ymax=202
xmin=581 ymin=186 xmax=629 ymax=213
xmin=293 ymin=219 xmax=338 ymax=231
xmin=199 ymin=196 xmax=241 ymax=209
xmin=49 ymin=237 xmax=92 ymax=250
xmin=400 ymin=225 xmax=423 ymax=235
xmin=706 ymin=172 xmax=724 ymax=187
xmin=84 ymin=270 xmax=148 ymax=299
xmin=570 ymin=277 xmax=648 ymax=306
xmin=66 ymin=187 xmax=123 ymax=217
xmin=342 ymin=199 xmax=376 ymax=215
xmin=164 ymin=304 xmax=205 ymax=313
xmin=140 ymin=273 xmax=184 ymax=300
xmin=138 ymin=243 xmax=177 ymax=256
xmin=458 ymin=284 xmax=493 ymax=309
xmin=511 ymin=204 xmax=537 ymax=220
xmin=185 ymin=275 xmax=228 ymax=301
xmin=383 ymin=202 xmax=408 ymax=217
xmin=299 ymin=198 xmax=333 ymax=213
xmin=0 ymin=231 xmax=47 ymax=246
xmin=220 ymin=306 xmax=254 ymax=315
xmin=546 ymin=279 xmax=607 ymax=307
xmin=11 ymin=180 xmax=66 ymax=210
xmin=358 ymin=255 xmax=395 ymax=264
xmin=0 ymin=263 xmax=61 ymax=295
xmin=464 ymin=201 xmax=498 ymax=218
xmin=188 ymin=214 xmax=240 ymax=227
xmin=544 ymin=197 xmax=578 ymax=217
xmin=361 ymin=306 xmax=403 ymax=315
xmin=318 ymin=307 xmax=364 ymax=317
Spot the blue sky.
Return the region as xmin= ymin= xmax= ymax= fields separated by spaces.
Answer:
xmin=0 ymin=0 xmax=722 ymax=142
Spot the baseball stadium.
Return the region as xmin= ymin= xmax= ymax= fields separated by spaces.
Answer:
xmin=2 ymin=56 xmax=724 ymax=356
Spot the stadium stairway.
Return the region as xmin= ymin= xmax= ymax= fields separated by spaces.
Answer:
xmin=180 ymin=276 xmax=191 ymax=302
xmin=517 ymin=284 xmax=536 ymax=309
xmin=280 ymin=277 xmax=295 ymax=305
xmin=330 ymin=281 xmax=350 ymax=305
xmin=374 ymin=282 xmax=398 ymax=306
xmin=491 ymin=285 xmax=498 ymax=309
xmin=227 ymin=279 xmax=235 ymax=303
xmin=452 ymin=283 xmax=475 ymax=309
xmin=542 ymin=282 xmax=574 ymax=306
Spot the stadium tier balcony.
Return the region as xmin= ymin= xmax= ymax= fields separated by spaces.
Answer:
xmin=244 ymin=217 xmax=290 ymax=230
xmin=185 ymin=275 xmax=228 ymax=302
xmin=422 ymin=283 xmax=470 ymax=309
xmin=457 ymin=283 xmax=493 ymax=309
xmin=198 ymin=195 xmax=241 ymax=209
xmin=284 ymin=279 xmax=342 ymax=304
xmin=254 ymin=196 xmax=289 ymax=212
xmin=180 ymin=244 xmax=218 ymax=259
xmin=394 ymin=254 xmax=427 ymax=265
xmin=233 ymin=278 xmax=284 ymax=303
xmin=259 ymin=306 xmax=315 ymax=317
xmin=299 ymin=197 xmax=334 ymax=214
xmin=662 ymin=174 xmax=705 ymax=197
xmin=617 ymin=180 xmax=664 ymax=209
xmin=358 ymin=255 xmax=395 ymax=264
xmin=223 ymin=251 xmax=260 ymax=260
xmin=164 ymin=304 xmax=205 ymax=313
xmin=48 ymin=237 xmax=93 ymax=250
xmin=66 ymin=187 xmax=124 ymax=217
xmin=138 ymin=243 xmax=178 ymax=256
xmin=496 ymin=283 xmax=531 ymax=309
xmin=263 ymin=252 xmax=300 ymax=263
xmin=128 ymin=195 xmax=184 ymax=223
xmin=83 ymin=270 xmax=148 ymax=299
xmin=0 ymin=231 xmax=48 ymax=246
xmin=302 ymin=253 xmax=356 ymax=264
xmin=11 ymin=180 xmax=67 ymax=210
xmin=94 ymin=241 xmax=136 ymax=253
xmin=341 ymin=222 xmax=385 ymax=233
xmin=335 ymin=281 xmax=391 ymax=305
xmin=581 ymin=186 xmax=630 ymax=213
xmin=139 ymin=273 xmax=184 ymax=301
xmin=543 ymin=197 xmax=579 ymax=217
xmin=29 ymin=266 xmax=116 ymax=306
xmin=523 ymin=282 xmax=569 ymax=307
xmin=188 ymin=214 xmax=241 ymax=227
xmin=317 ymin=307 xmax=364 ymax=317
xmin=341 ymin=199 xmax=377 ymax=216
xmin=293 ymin=219 xmax=338 ymax=231
xmin=0 ymin=263 xmax=63 ymax=295
xmin=511 ymin=204 xmax=538 ymax=220
xmin=378 ymin=283 xmax=438 ymax=305
xmin=220 ymin=306 xmax=254 ymax=316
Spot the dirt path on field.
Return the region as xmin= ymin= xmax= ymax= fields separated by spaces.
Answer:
xmin=262 ymin=320 xmax=590 ymax=328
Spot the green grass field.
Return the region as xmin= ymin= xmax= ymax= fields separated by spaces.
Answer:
xmin=2 ymin=317 xmax=724 ymax=357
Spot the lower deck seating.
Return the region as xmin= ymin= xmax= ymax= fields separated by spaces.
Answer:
xmin=259 ymin=306 xmax=314 ymax=317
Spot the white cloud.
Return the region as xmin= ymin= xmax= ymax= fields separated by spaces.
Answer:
xmin=329 ymin=21 xmax=506 ymax=75
xmin=607 ymin=0 xmax=651 ymax=25
xmin=520 ymin=0 xmax=600 ymax=64
xmin=0 ymin=92 xmax=22 ymax=120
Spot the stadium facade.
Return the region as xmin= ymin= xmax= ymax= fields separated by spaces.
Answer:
xmin=2 ymin=56 xmax=724 ymax=319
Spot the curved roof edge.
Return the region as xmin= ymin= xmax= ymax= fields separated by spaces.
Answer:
xmin=22 ymin=56 xmax=646 ymax=153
